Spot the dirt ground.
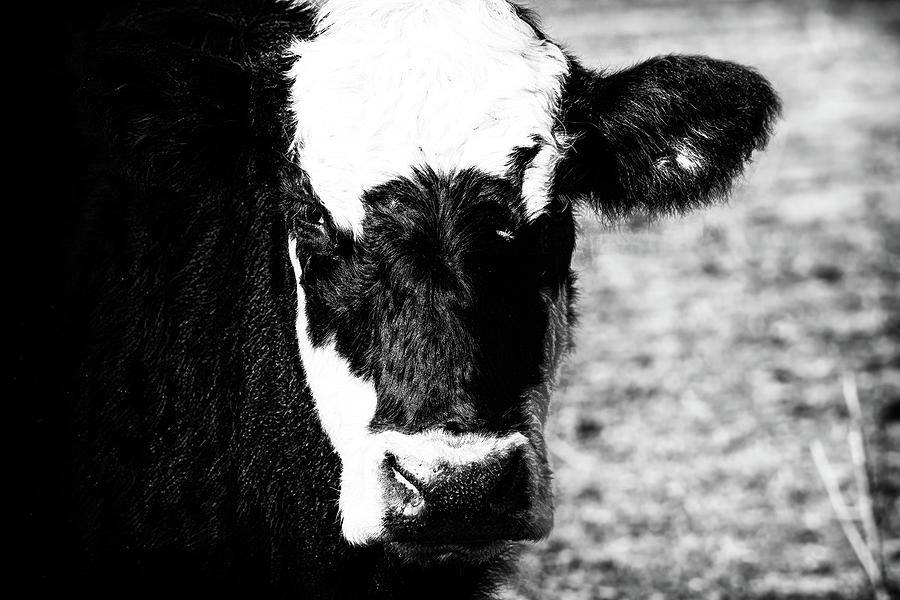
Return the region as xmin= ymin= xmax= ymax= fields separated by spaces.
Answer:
xmin=504 ymin=1 xmax=900 ymax=598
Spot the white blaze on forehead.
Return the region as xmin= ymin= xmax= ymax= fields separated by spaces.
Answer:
xmin=288 ymin=0 xmax=569 ymax=236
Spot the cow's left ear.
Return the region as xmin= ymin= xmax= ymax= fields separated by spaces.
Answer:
xmin=553 ymin=55 xmax=781 ymax=218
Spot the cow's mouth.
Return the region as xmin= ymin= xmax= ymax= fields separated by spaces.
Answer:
xmin=338 ymin=429 xmax=553 ymax=548
xmin=387 ymin=540 xmax=513 ymax=564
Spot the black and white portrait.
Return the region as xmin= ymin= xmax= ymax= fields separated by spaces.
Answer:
xmin=14 ymin=1 xmax=898 ymax=598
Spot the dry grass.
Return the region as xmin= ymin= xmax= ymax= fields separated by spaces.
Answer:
xmin=504 ymin=1 xmax=900 ymax=598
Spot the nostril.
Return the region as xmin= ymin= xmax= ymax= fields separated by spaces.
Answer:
xmin=385 ymin=453 xmax=426 ymax=515
xmin=385 ymin=453 xmax=421 ymax=489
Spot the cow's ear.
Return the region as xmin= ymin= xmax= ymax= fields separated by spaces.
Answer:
xmin=553 ymin=55 xmax=780 ymax=219
xmin=82 ymin=24 xmax=253 ymax=193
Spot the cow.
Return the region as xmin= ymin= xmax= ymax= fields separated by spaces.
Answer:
xmin=30 ymin=0 xmax=779 ymax=598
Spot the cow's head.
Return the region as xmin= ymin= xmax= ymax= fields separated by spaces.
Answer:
xmin=283 ymin=0 xmax=779 ymax=562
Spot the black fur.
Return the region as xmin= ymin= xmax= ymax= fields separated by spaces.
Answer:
xmin=24 ymin=1 xmax=779 ymax=598
xmin=294 ymin=167 xmax=574 ymax=436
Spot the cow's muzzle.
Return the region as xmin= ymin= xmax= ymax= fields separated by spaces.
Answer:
xmin=337 ymin=430 xmax=552 ymax=560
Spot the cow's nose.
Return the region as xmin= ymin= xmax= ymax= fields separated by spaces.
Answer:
xmin=379 ymin=431 xmax=551 ymax=546
xmin=384 ymin=444 xmax=527 ymax=520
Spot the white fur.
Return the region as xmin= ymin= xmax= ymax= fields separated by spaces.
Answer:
xmin=288 ymin=0 xmax=569 ymax=236
xmin=382 ymin=430 xmax=527 ymax=485
xmin=288 ymin=237 xmax=384 ymax=544
xmin=522 ymin=139 xmax=566 ymax=219
xmin=674 ymin=142 xmax=703 ymax=173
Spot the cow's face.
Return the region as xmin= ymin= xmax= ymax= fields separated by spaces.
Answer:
xmin=283 ymin=0 xmax=779 ymax=561
xmin=284 ymin=0 xmax=572 ymax=561
xmin=286 ymin=167 xmax=572 ymax=560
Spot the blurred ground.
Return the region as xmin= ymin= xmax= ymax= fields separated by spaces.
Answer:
xmin=506 ymin=1 xmax=900 ymax=598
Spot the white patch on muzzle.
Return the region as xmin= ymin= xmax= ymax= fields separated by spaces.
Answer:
xmin=289 ymin=237 xmax=528 ymax=544
xmin=380 ymin=429 xmax=528 ymax=487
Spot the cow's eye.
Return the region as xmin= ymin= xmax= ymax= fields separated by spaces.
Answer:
xmin=296 ymin=202 xmax=326 ymax=227
xmin=290 ymin=200 xmax=338 ymax=262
